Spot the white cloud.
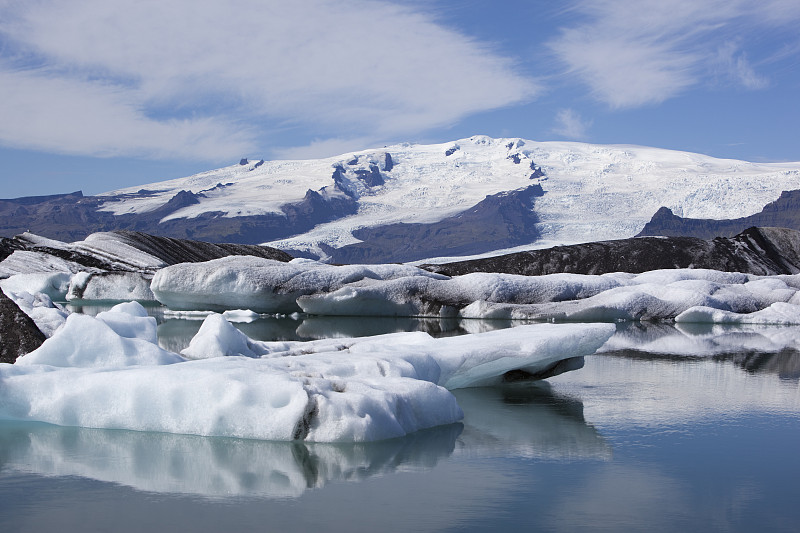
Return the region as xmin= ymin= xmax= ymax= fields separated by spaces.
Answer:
xmin=270 ymin=137 xmax=382 ymax=161
xmin=0 ymin=0 xmax=539 ymax=160
xmin=549 ymin=0 xmax=798 ymax=108
xmin=0 ymin=68 xmax=256 ymax=159
xmin=715 ymin=42 xmax=769 ymax=90
xmin=552 ymin=109 xmax=591 ymax=140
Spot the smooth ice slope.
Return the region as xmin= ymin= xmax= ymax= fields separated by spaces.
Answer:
xmin=0 ymin=308 xmax=614 ymax=442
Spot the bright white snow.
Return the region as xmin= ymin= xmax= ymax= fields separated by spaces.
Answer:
xmin=98 ymin=136 xmax=800 ymax=256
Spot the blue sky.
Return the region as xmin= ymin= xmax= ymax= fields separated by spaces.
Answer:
xmin=1 ymin=0 xmax=799 ymax=198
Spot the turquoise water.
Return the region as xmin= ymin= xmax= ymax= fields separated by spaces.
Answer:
xmin=1 ymin=314 xmax=799 ymax=532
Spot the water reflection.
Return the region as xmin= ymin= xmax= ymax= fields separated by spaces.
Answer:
xmin=454 ymin=383 xmax=611 ymax=460
xmin=155 ymin=314 xmax=480 ymax=352
xmin=0 ymin=382 xmax=609 ymax=500
xmin=0 ymin=421 xmax=461 ymax=500
xmin=601 ymin=321 xmax=800 ymax=381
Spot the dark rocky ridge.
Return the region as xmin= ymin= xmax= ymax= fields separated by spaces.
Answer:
xmin=0 ymin=290 xmax=45 ymax=363
xmin=422 ymin=227 xmax=800 ymax=277
xmin=325 ymin=185 xmax=544 ymax=264
xmin=5 ymin=230 xmax=293 ymax=275
xmin=0 ymin=187 xmax=358 ymax=244
xmin=637 ymin=190 xmax=800 ymax=239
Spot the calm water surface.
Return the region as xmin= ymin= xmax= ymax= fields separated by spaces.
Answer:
xmin=1 ymin=311 xmax=799 ymax=532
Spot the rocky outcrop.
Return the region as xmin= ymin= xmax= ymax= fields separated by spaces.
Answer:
xmin=0 ymin=290 xmax=45 ymax=363
xmin=422 ymin=227 xmax=800 ymax=277
xmin=105 ymin=231 xmax=293 ymax=265
xmin=0 ymin=185 xmax=358 ymax=245
xmin=638 ymin=190 xmax=800 ymax=239
xmin=3 ymin=230 xmax=293 ymax=276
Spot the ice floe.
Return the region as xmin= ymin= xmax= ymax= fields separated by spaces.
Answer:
xmin=148 ymin=256 xmax=800 ymax=324
xmin=150 ymin=256 xmax=447 ymax=313
xmin=0 ymin=289 xmax=68 ymax=337
xmin=0 ymin=304 xmax=614 ymax=442
xmin=66 ymin=271 xmax=155 ymax=302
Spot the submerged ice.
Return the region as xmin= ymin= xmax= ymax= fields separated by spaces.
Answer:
xmin=0 ymin=302 xmax=614 ymax=442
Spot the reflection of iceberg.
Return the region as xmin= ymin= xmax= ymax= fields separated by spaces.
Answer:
xmin=0 ymin=379 xmax=614 ymax=500
xmin=295 ymin=316 xmax=464 ymax=340
xmin=158 ymin=314 xmax=516 ymax=354
xmin=0 ymin=421 xmax=462 ymax=500
xmin=157 ymin=316 xmax=304 ymax=353
xmin=600 ymin=322 xmax=800 ymax=380
xmin=454 ymin=383 xmax=612 ymax=461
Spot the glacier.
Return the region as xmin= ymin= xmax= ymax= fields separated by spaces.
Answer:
xmin=5 ymin=135 xmax=789 ymax=261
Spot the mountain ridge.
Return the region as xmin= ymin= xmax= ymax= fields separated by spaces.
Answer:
xmin=3 ymin=136 xmax=800 ymax=263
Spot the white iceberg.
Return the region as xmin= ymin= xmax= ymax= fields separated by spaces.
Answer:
xmin=150 ymin=256 xmax=447 ymax=312
xmin=675 ymin=301 xmax=800 ymax=325
xmin=0 ymin=289 xmax=68 ymax=337
xmin=66 ymin=271 xmax=155 ymax=302
xmin=0 ymin=272 xmax=72 ymax=301
xmin=14 ymin=301 xmax=181 ymax=367
xmin=0 ymin=305 xmax=614 ymax=442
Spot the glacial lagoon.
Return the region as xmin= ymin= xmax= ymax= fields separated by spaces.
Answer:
xmin=1 ymin=310 xmax=799 ymax=532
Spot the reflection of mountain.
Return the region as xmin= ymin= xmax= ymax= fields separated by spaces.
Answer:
xmin=0 ymin=421 xmax=461 ymax=500
xmin=453 ymin=384 xmax=611 ymax=461
xmin=601 ymin=322 xmax=800 ymax=380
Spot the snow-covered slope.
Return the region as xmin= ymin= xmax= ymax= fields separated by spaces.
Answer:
xmin=99 ymin=136 xmax=800 ymax=261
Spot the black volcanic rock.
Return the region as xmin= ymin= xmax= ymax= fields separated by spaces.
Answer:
xmin=383 ymin=152 xmax=394 ymax=172
xmin=327 ymin=185 xmax=544 ymax=264
xmin=422 ymin=227 xmax=800 ymax=277
xmin=354 ymin=164 xmax=385 ymax=187
xmin=0 ymin=181 xmax=358 ymax=245
xmin=637 ymin=190 xmax=800 ymax=239
xmin=0 ymin=290 xmax=46 ymax=363
xmin=6 ymin=230 xmax=293 ymax=274
xmin=105 ymin=231 xmax=293 ymax=265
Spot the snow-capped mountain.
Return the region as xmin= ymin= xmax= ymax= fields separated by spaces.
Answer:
xmin=4 ymin=135 xmax=800 ymax=263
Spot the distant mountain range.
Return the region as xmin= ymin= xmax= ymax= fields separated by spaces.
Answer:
xmin=3 ymin=136 xmax=800 ymax=263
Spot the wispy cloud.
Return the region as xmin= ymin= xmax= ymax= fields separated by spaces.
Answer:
xmin=0 ymin=0 xmax=539 ymax=161
xmin=715 ymin=42 xmax=769 ymax=90
xmin=548 ymin=0 xmax=800 ymax=108
xmin=552 ymin=109 xmax=592 ymax=140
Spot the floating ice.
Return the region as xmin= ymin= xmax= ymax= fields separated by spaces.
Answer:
xmin=0 ymin=272 xmax=71 ymax=301
xmin=0 ymin=289 xmax=67 ymax=337
xmin=14 ymin=301 xmax=181 ymax=367
xmin=66 ymin=272 xmax=155 ymax=302
xmin=0 ymin=309 xmax=613 ymax=442
xmin=150 ymin=256 xmax=446 ymax=312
